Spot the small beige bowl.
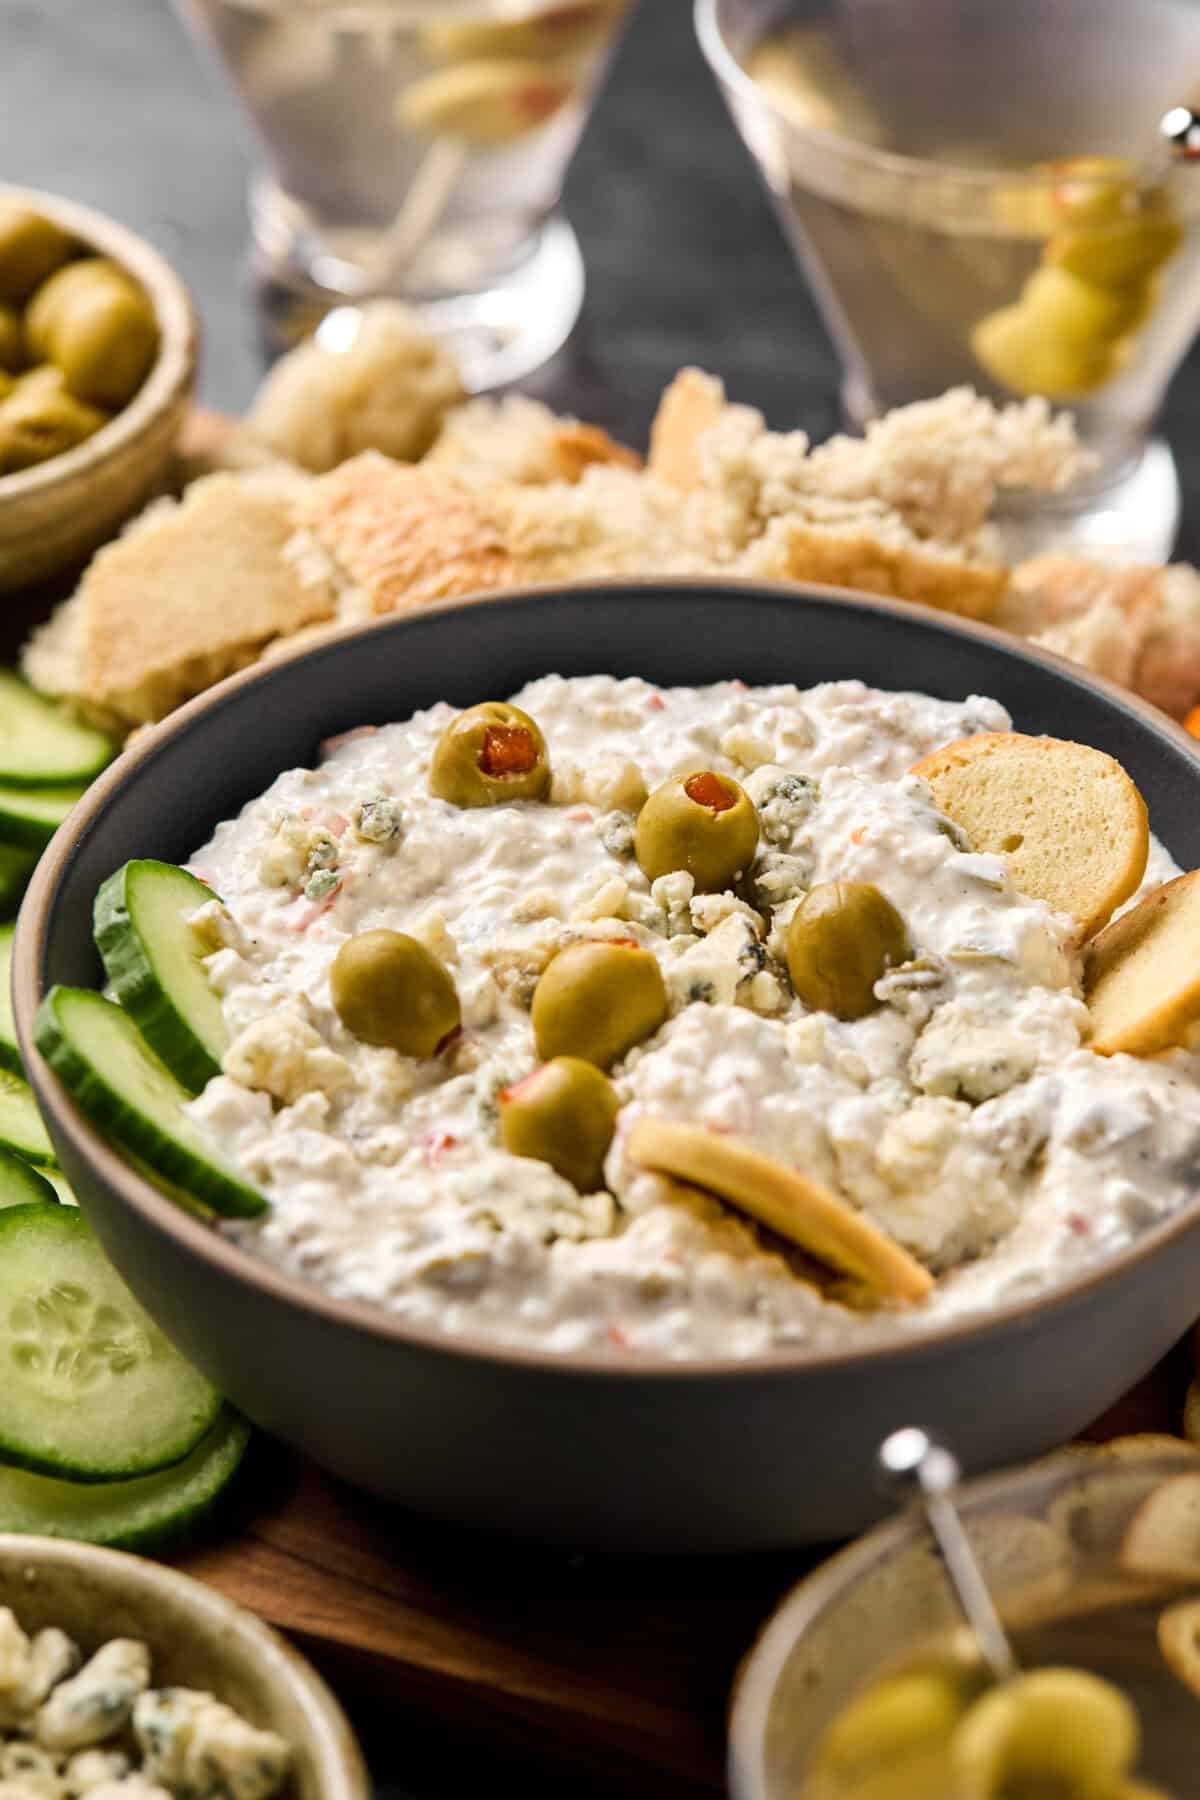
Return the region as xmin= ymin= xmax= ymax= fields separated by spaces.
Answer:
xmin=0 ymin=185 xmax=197 ymax=594
xmin=0 ymin=1533 xmax=367 ymax=1800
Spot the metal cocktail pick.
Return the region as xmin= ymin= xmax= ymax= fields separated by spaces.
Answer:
xmin=877 ymin=1427 xmax=1018 ymax=1685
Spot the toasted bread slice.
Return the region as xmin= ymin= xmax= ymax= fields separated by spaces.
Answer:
xmin=647 ymin=367 xmax=726 ymax=493
xmin=761 ymin=519 xmax=1007 ymax=621
xmin=911 ymin=732 xmax=1149 ymax=937
xmin=427 ymin=396 xmax=642 ymax=486
xmin=79 ymin=473 xmax=336 ymax=729
xmin=298 ymin=452 xmax=527 ymax=615
xmin=626 ymin=1116 xmax=932 ymax=1302
xmin=1085 ymin=869 xmax=1200 ymax=1055
xmin=1121 ymin=1472 xmax=1200 ymax=1579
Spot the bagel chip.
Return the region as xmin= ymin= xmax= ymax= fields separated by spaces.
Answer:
xmin=911 ymin=732 xmax=1148 ymax=938
xmin=625 ymin=1117 xmax=932 ymax=1302
xmin=1086 ymin=870 xmax=1200 ymax=1056
xmin=1120 ymin=1472 xmax=1200 ymax=1580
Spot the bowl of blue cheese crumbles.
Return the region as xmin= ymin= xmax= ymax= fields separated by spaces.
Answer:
xmin=0 ymin=1534 xmax=364 ymax=1800
xmin=19 ymin=581 xmax=1200 ymax=1549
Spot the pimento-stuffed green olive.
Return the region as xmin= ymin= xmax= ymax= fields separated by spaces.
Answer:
xmin=634 ymin=770 xmax=759 ymax=892
xmin=499 ymin=1056 xmax=619 ymax=1191
xmin=531 ymin=938 xmax=667 ymax=1069
xmin=331 ymin=928 xmax=460 ymax=1057
xmin=429 ymin=701 xmax=551 ymax=807
xmin=786 ymin=881 xmax=909 ymax=1021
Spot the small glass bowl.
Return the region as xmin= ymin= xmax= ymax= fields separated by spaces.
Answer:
xmin=729 ymin=1440 xmax=1200 ymax=1800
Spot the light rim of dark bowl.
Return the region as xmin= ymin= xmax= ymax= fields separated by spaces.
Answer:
xmin=15 ymin=575 xmax=1200 ymax=1384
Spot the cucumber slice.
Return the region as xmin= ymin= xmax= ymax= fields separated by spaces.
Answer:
xmin=95 ymin=861 xmax=228 ymax=1094
xmin=34 ymin=987 xmax=267 ymax=1219
xmin=0 ymin=1406 xmax=250 ymax=1552
xmin=0 ymin=846 xmax=37 ymax=922
xmin=0 ymin=923 xmax=17 ymax=1075
xmin=0 ymin=785 xmax=85 ymax=851
xmin=0 ymin=1202 xmax=221 ymax=1480
xmin=0 ymin=1146 xmax=59 ymax=1208
xmin=40 ymin=1168 xmax=75 ymax=1206
xmin=0 ymin=1066 xmax=56 ymax=1166
xmin=0 ymin=672 xmax=114 ymax=788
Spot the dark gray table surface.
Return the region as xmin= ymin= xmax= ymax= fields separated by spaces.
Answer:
xmin=5 ymin=4 xmax=1200 ymax=1795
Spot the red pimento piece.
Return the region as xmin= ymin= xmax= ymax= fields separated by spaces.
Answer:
xmin=607 ymin=1322 xmax=631 ymax=1349
xmin=500 ymin=1068 xmax=542 ymax=1104
xmin=730 ymin=678 xmax=748 ymax=691
xmin=479 ymin=724 xmax=537 ymax=777
xmin=646 ymin=694 xmax=666 ymax=713
xmin=422 ymin=1130 xmax=459 ymax=1170
xmin=568 ymin=808 xmax=594 ymax=823
xmin=684 ymin=771 xmax=736 ymax=813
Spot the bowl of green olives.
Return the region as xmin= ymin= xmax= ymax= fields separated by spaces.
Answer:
xmin=0 ymin=185 xmax=196 ymax=593
xmin=730 ymin=1441 xmax=1200 ymax=1800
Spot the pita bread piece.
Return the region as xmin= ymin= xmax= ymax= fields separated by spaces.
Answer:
xmin=647 ymin=367 xmax=726 ymax=493
xmin=911 ymin=732 xmax=1149 ymax=939
xmin=1085 ymin=869 xmax=1200 ymax=1056
xmin=84 ymin=474 xmax=336 ymax=727
xmin=299 ymin=453 xmax=527 ymax=615
xmin=626 ymin=1116 xmax=932 ymax=1303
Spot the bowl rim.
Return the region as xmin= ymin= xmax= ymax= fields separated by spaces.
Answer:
xmin=724 ymin=1440 xmax=1200 ymax=1800
xmin=0 ymin=183 xmax=196 ymax=502
xmin=16 ymin=574 xmax=1200 ymax=1384
xmin=0 ymin=1531 xmax=368 ymax=1800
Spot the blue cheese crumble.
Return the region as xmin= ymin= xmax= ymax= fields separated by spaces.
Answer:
xmin=0 ymin=1614 xmax=288 ymax=1800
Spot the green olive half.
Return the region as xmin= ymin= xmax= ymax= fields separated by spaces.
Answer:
xmin=531 ymin=939 xmax=667 ymax=1070
xmin=331 ymin=928 xmax=460 ymax=1057
xmin=429 ymin=701 xmax=551 ymax=807
xmin=0 ymin=366 xmax=108 ymax=475
xmin=0 ymin=208 xmax=74 ymax=305
xmin=786 ymin=881 xmax=909 ymax=1021
xmin=635 ymin=770 xmax=759 ymax=892
xmin=499 ymin=1056 xmax=619 ymax=1191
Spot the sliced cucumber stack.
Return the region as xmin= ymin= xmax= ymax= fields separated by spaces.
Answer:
xmin=0 ymin=1146 xmax=59 ymax=1208
xmin=0 ymin=1203 xmax=221 ymax=1481
xmin=35 ymin=987 xmax=266 ymax=1219
xmin=0 ymin=847 xmax=37 ymax=921
xmin=0 ymin=672 xmax=114 ymax=788
xmin=0 ymin=784 xmax=86 ymax=851
xmin=0 ymin=1406 xmax=250 ymax=1551
xmin=0 ymin=1065 xmax=57 ymax=1166
xmin=95 ymin=860 xmax=228 ymax=1093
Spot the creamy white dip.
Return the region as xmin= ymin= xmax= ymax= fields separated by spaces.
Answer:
xmin=182 ymin=675 xmax=1200 ymax=1359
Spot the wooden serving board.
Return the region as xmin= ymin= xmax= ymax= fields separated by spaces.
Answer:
xmin=169 ymin=1345 xmax=1195 ymax=1798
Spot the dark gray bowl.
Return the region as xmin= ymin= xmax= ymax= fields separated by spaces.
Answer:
xmin=15 ymin=581 xmax=1200 ymax=1553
